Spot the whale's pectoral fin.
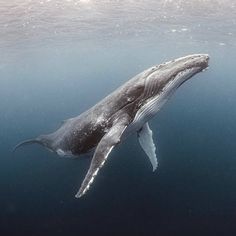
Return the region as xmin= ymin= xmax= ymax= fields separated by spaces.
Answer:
xmin=76 ymin=114 xmax=130 ymax=198
xmin=137 ymin=122 xmax=158 ymax=171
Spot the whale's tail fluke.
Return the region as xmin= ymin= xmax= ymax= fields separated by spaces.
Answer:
xmin=13 ymin=134 xmax=54 ymax=154
xmin=13 ymin=138 xmax=42 ymax=153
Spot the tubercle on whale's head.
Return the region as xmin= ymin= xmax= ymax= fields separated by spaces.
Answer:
xmin=172 ymin=54 xmax=210 ymax=73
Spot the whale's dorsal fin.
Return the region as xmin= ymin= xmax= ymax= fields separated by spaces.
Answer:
xmin=138 ymin=122 xmax=158 ymax=171
xmin=76 ymin=114 xmax=130 ymax=198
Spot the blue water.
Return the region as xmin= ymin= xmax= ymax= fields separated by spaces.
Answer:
xmin=1 ymin=1 xmax=236 ymax=235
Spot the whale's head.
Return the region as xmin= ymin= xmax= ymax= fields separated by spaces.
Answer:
xmin=131 ymin=54 xmax=210 ymax=126
xmin=140 ymin=54 xmax=210 ymax=100
xmin=161 ymin=53 xmax=210 ymax=82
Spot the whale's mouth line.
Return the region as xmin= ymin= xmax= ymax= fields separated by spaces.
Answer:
xmin=146 ymin=67 xmax=201 ymax=104
xmin=174 ymin=66 xmax=203 ymax=83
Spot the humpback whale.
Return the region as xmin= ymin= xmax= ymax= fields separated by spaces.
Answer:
xmin=14 ymin=54 xmax=209 ymax=198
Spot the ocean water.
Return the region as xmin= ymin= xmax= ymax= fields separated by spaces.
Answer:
xmin=1 ymin=0 xmax=236 ymax=235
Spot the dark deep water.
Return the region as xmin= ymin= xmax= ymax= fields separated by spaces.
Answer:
xmin=1 ymin=1 xmax=236 ymax=235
